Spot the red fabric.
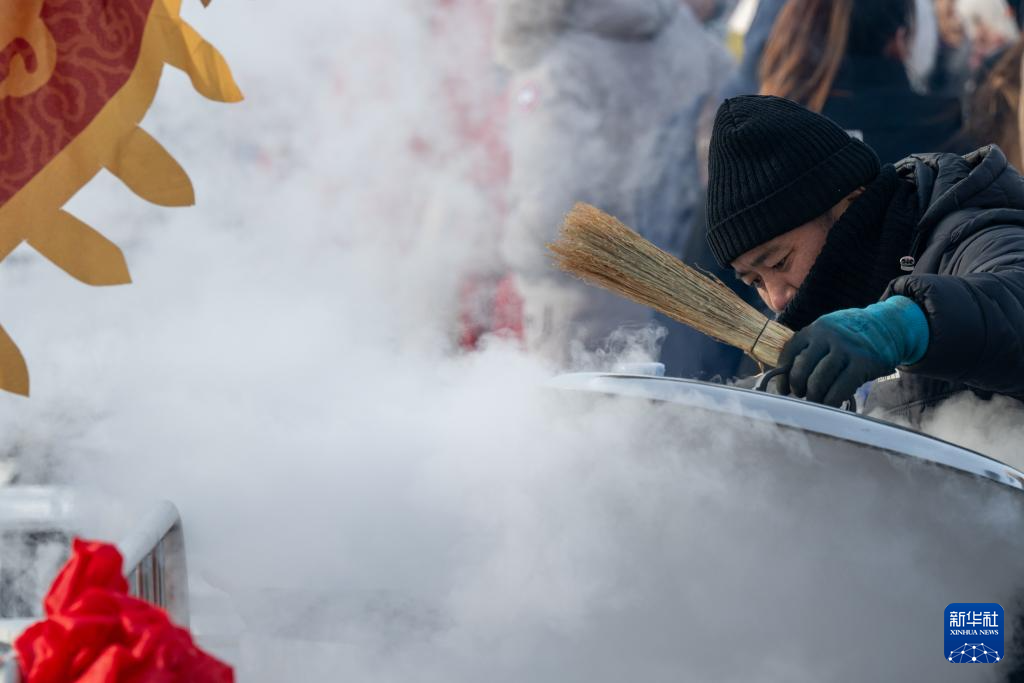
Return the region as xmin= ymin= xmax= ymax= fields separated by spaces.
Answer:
xmin=458 ymin=275 xmax=488 ymax=350
xmin=492 ymin=273 xmax=524 ymax=343
xmin=14 ymin=539 xmax=233 ymax=683
xmin=458 ymin=273 xmax=525 ymax=350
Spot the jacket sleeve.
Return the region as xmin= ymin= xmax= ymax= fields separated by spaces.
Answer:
xmin=886 ymin=225 xmax=1024 ymax=396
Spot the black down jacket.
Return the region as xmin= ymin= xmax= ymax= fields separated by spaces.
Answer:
xmin=866 ymin=146 xmax=1024 ymax=424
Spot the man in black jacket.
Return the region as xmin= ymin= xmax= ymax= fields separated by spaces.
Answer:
xmin=706 ymin=95 xmax=1024 ymax=424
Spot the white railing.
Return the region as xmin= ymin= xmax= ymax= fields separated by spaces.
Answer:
xmin=120 ymin=501 xmax=190 ymax=628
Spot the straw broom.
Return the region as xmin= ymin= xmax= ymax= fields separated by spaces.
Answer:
xmin=548 ymin=203 xmax=794 ymax=368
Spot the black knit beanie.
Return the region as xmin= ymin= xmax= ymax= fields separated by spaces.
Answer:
xmin=706 ymin=95 xmax=881 ymax=268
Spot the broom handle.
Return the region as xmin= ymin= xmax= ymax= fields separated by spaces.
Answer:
xmin=748 ymin=319 xmax=793 ymax=368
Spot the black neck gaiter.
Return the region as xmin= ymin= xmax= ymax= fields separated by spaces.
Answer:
xmin=777 ymin=165 xmax=919 ymax=331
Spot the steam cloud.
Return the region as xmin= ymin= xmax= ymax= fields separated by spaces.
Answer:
xmin=0 ymin=3 xmax=1020 ymax=682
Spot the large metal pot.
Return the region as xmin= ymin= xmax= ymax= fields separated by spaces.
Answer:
xmin=540 ymin=372 xmax=1024 ymax=681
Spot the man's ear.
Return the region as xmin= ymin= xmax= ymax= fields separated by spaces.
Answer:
xmin=826 ymin=188 xmax=867 ymax=225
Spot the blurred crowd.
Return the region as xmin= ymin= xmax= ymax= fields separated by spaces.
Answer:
xmin=428 ymin=0 xmax=1024 ymax=381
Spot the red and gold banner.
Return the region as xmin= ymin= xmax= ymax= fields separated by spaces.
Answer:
xmin=0 ymin=0 xmax=241 ymax=396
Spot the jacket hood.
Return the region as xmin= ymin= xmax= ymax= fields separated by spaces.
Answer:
xmin=495 ymin=0 xmax=678 ymax=69
xmin=898 ymin=145 xmax=1024 ymax=235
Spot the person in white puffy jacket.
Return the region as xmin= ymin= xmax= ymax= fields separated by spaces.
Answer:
xmin=496 ymin=0 xmax=734 ymax=363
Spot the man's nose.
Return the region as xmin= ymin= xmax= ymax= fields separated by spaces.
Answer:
xmin=766 ymin=283 xmax=794 ymax=313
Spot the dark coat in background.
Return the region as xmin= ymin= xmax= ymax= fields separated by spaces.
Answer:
xmin=822 ymin=56 xmax=965 ymax=164
xmin=868 ymin=146 xmax=1024 ymax=423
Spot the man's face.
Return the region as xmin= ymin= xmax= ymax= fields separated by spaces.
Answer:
xmin=730 ymin=219 xmax=830 ymax=314
xmin=730 ymin=191 xmax=862 ymax=313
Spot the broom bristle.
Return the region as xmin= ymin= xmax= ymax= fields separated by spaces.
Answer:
xmin=548 ymin=203 xmax=794 ymax=368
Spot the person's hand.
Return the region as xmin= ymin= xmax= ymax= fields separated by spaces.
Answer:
xmin=776 ymin=296 xmax=929 ymax=408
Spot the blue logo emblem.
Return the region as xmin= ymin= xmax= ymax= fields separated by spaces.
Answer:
xmin=945 ymin=603 xmax=1004 ymax=663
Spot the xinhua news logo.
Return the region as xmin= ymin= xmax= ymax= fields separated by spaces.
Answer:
xmin=945 ymin=603 xmax=1004 ymax=663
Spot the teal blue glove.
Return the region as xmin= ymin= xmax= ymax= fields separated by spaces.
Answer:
xmin=777 ymin=296 xmax=929 ymax=407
